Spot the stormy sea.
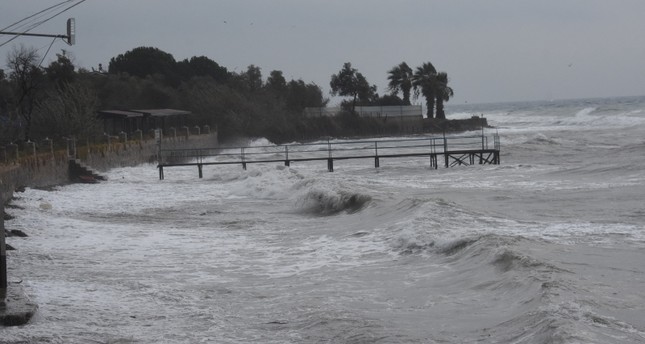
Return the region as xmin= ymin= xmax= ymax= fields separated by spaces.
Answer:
xmin=2 ymin=96 xmax=645 ymax=343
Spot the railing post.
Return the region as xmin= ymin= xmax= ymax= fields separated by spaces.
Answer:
xmin=327 ymin=139 xmax=333 ymax=172
xmin=285 ymin=145 xmax=290 ymax=167
xmin=374 ymin=141 xmax=380 ymax=168
xmin=443 ymin=131 xmax=449 ymax=168
xmin=241 ymin=147 xmax=247 ymax=170
xmin=481 ymin=131 xmax=485 ymax=151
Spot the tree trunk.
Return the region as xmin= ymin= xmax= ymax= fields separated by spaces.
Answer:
xmin=351 ymin=93 xmax=357 ymax=114
xmin=426 ymin=98 xmax=435 ymax=119
xmin=436 ymin=99 xmax=445 ymax=120
xmin=402 ymin=88 xmax=411 ymax=105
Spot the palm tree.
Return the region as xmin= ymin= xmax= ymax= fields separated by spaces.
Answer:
xmin=434 ymin=72 xmax=454 ymax=120
xmin=387 ymin=62 xmax=413 ymax=105
xmin=412 ymin=62 xmax=438 ymax=118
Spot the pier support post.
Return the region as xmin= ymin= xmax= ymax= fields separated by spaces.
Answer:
xmin=430 ymin=154 xmax=437 ymax=169
xmin=375 ymin=157 xmax=380 ymax=168
xmin=159 ymin=166 xmax=164 ymax=180
xmin=198 ymin=164 xmax=203 ymax=178
xmin=327 ymin=158 xmax=334 ymax=172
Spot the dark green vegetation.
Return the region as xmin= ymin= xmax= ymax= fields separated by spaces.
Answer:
xmin=333 ymin=61 xmax=453 ymax=119
xmin=1 ymin=45 xmax=456 ymax=145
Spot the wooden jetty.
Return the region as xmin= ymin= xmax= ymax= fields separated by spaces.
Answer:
xmin=156 ymin=133 xmax=500 ymax=180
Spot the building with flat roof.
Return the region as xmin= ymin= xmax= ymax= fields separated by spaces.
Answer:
xmin=97 ymin=108 xmax=190 ymax=135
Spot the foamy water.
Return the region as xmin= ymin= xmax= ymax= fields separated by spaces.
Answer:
xmin=2 ymin=96 xmax=645 ymax=343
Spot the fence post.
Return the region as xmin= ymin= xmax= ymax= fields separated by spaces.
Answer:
xmin=182 ymin=126 xmax=189 ymax=140
xmin=7 ymin=143 xmax=18 ymax=161
xmin=66 ymin=137 xmax=73 ymax=159
xmin=134 ymin=129 xmax=143 ymax=143
xmin=26 ymin=141 xmax=36 ymax=158
xmin=43 ymin=137 xmax=54 ymax=160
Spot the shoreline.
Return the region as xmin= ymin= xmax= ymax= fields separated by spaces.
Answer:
xmin=0 ymin=133 xmax=219 ymax=327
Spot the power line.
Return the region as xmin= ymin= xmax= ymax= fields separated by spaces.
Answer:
xmin=0 ymin=0 xmax=85 ymax=48
xmin=0 ymin=1 xmax=71 ymax=32
xmin=38 ymin=37 xmax=60 ymax=67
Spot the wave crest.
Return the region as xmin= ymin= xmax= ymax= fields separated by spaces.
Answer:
xmin=296 ymin=189 xmax=372 ymax=215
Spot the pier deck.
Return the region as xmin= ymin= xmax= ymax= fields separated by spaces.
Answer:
xmin=156 ymin=133 xmax=500 ymax=179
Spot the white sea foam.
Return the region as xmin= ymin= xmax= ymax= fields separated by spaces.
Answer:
xmin=4 ymin=97 xmax=645 ymax=343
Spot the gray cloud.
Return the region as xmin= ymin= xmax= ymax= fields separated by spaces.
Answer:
xmin=2 ymin=0 xmax=644 ymax=104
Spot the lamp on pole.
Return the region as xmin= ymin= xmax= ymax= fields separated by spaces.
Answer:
xmin=0 ymin=18 xmax=75 ymax=46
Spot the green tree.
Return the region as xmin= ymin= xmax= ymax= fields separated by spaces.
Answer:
xmin=243 ymin=64 xmax=263 ymax=92
xmin=34 ymin=81 xmax=100 ymax=140
xmin=329 ymin=62 xmax=375 ymax=113
xmin=412 ymin=62 xmax=438 ymax=119
xmin=387 ymin=62 xmax=413 ymax=105
xmin=45 ymin=52 xmax=75 ymax=86
xmin=108 ymin=46 xmax=179 ymax=86
xmin=176 ymin=55 xmax=229 ymax=82
xmin=266 ymin=70 xmax=287 ymax=95
xmin=434 ymin=72 xmax=453 ymax=120
xmin=285 ymin=79 xmax=327 ymax=114
xmin=7 ymin=45 xmax=45 ymax=141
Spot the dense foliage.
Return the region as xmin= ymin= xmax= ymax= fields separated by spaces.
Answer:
xmin=0 ymin=45 xmax=455 ymax=145
xmin=1 ymin=46 xmax=329 ymax=144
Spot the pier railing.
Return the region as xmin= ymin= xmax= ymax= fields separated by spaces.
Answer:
xmin=157 ymin=133 xmax=500 ymax=179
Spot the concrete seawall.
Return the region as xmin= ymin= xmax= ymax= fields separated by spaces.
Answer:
xmin=0 ymin=133 xmax=219 ymax=204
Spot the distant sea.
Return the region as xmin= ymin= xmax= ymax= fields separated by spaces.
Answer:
xmin=2 ymin=96 xmax=645 ymax=343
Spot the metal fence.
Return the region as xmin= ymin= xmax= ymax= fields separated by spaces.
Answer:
xmin=158 ymin=132 xmax=500 ymax=171
xmin=304 ymin=105 xmax=423 ymax=119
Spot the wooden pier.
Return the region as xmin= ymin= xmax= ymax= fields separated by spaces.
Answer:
xmin=156 ymin=133 xmax=500 ymax=180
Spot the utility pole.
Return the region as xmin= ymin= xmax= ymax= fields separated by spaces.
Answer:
xmin=0 ymin=17 xmax=75 ymax=302
xmin=1 ymin=195 xmax=6 ymax=300
xmin=0 ymin=18 xmax=75 ymax=46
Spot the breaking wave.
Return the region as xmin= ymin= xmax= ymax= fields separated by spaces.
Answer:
xmin=296 ymin=189 xmax=372 ymax=215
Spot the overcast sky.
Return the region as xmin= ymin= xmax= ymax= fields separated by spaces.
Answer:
xmin=1 ymin=0 xmax=644 ymax=105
